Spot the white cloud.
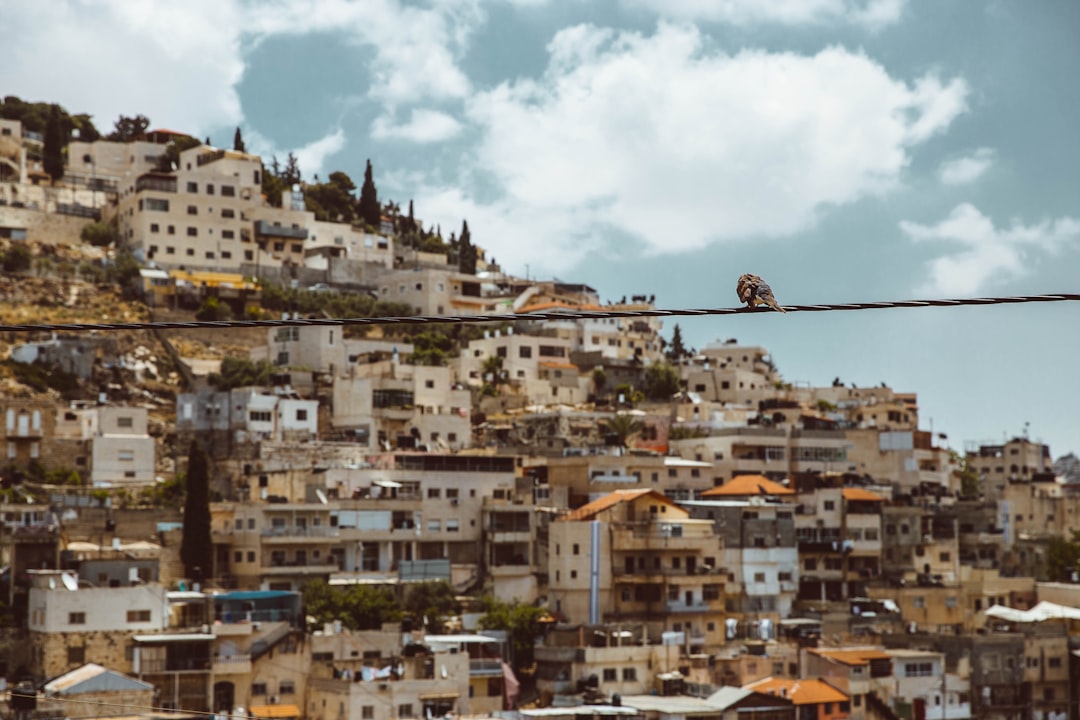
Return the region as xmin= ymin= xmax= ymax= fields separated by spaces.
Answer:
xmin=624 ymin=0 xmax=906 ymax=30
xmin=901 ymin=203 xmax=1080 ymax=296
xmin=371 ymin=109 xmax=464 ymax=143
xmin=938 ymin=147 xmax=996 ymax=186
xmin=293 ymin=129 xmax=348 ymax=180
xmin=0 ymin=0 xmax=480 ymax=135
xmin=435 ymin=23 xmax=967 ymax=272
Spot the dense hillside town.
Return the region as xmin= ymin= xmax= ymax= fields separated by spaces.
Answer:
xmin=2 ymin=106 xmax=1080 ymax=720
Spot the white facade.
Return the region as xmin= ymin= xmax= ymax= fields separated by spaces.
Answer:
xmin=28 ymin=571 xmax=169 ymax=633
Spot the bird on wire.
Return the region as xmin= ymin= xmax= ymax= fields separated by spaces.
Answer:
xmin=737 ymin=273 xmax=786 ymax=313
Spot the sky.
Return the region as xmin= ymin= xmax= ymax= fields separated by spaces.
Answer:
xmin=2 ymin=0 xmax=1079 ymax=458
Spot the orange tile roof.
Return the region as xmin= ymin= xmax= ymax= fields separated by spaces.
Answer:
xmin=842 ymin=488 xmax=886 ymax=502
xmin=746 ymin=678 xmax=849 ymax=705
xmin=562 ymin=489 xmax=671 ymax=522
xmin=701 ymin=475 xmax=794 ymax=497
xmin=809 ymin=648 xmax=892 ymax=666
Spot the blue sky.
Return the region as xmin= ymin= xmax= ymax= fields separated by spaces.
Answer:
xmin=2 ymin=0 xmax=1078 ymax=457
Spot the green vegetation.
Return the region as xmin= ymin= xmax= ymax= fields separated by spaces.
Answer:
xmin=1046 ymin=532 xmax=1080 ymax=582
xmin=210 ymin=357 xmax=276 ymax=390
xmin=303 ymin=579 xmax=402 ymax=630
xmin=44 ymin=106 xmax=65 ymax=183
xmin=359 ymin=158 xmax=380 ymax=228
xmin=669 ymin=425 xmax=709 ymax=441
xmin=259 ymin=281 xmax=413 ymax=321
xmin=604 ymin=413 xmax=644 ymax=448
xmin=404 ymin=581 xmax=461 ymax=633
xmin=0 ymin=95 xmax=100 ymax=141
xmin=409 ymin=331 xmax=455 ymax=366
xmin=106 ymin=114 xmax=150 ymax=142
xmin=643 ymin=362 xmax=680 ymax=400
xmin=478 ymin=596 xmax=547 ymax=670
xmin=667 ymin=323 xmax=688 ymax=361
xmin=3 ymin=359 xmax=81 ymax=397
xmin=233 ymin=127 xmax=246 ymax=153
xmin=180 ymin=441 xmax=212 ymax=581
xmin=80 ymin=220 xmax=118 ymax=248
xmin=1 ymin=244 xmax=32 ymax=273
xmin=194 ymin=297 xmax=233 ymax=321
xmin=155 ymin=134 xmax=201 ymax=173
xmin=305 ymin=171 xmax=357 ymax=223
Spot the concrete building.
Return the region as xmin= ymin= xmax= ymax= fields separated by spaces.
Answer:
xmin=548 ymin=489 xmax=727 ymax=652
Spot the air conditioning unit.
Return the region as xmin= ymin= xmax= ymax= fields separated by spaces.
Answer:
xmin=451 ymin=498 xmax=459 ymax=506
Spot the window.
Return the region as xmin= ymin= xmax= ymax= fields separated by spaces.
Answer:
xmin=519 ymin=346 xmax=532 ymax=358
xmin=427 ymin=520 xmax=441 ymax=532
xmin=222 ymin=229 xmax=235 ymax=239
xmin=69 ymin=612 xmax=86 ymax=625
xmin=146 ymin=198 xmax=169 ymax=211
xmin=296 ymin=409 xmax=308 ymax=421
xmin=247 ymin=551 xmax=255 ymax=562
xmin=206 ymin=183 xmax=215 ymax=195
xmin=804 ymin=558 xmax=817 ymax=570
xmin=940 ymin=551 xmax=951 ymax=561
xmin=222 ymin=185 xmax=235 ymax=197
xmin=186 ymin=181 xmax=198 ymax=192
xmin=1049 ymin=657 xmax=1062 ymax=668
xmin=622 ymin=668 xmax=636 ymax=681
xmin=251 ymin=683 xmax=267 ymax=696
xmin=913 ymin=596 xmax=926 ymax=609
xmin=398 ymin=705 xmax=413 ymax=718
xmin=68 ymin=646 xmax=86 ymax=664
xmin=446 ymin=519 xmax=460 ymax=532
xmin=573 ymin=544 xmax=580 ymax=555
xmin=905 ymin=663 xmax=933 ymax=677
xmin=127 ymin=610 xmax=152 ymax=623
xmin=823 ymin=500 xmax=835 ymax=511
xmin=753 ymin=572 xmax=766 ymax=582
xmin=150 ymin=223 xmax=160 ymax=233
xmin=603 ymin=668 xmax=617 ymax=682
xmin=187 ymin=226 xmax=198 ymax=236
xmin=279 ymin=681 xmax=295 ymax=695
xmin=234 ymin=550 xmax=243 ymax=563
xmin=428 ymin=488 xmax=441 ymax=499
xmin=117 ymin=416 xmax=134 ymax=428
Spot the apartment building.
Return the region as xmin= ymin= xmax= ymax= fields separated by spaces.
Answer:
xmin=115 ymin=144 xmax=265 ymax=271
xmin=802 ymin=648 xmax=894 ymax=720
xmin=250 ymin=324 xmax=414 ymax=377
xmin=967 ymin=437 xmax=1053 ymax=503
xmin=332 ymin=355 xmax=471 ymax=451
xmin=51 ymin=405 xmax=156 ymax=486
xmin=684 ymin=488 xmax=799 ymax=622
xmin=250 ymin=202 xmax=393 ymax=271
xmin=176 ymin=387 xmax=319 ymax=449
xmin=539 ymin=453 xmax=714 ymax=509
xmin=884 ymin=648 xmax=970 ymax=720
xmin=0 ymin=118 xmax=28 ymax=184
xmin=1 ymin=399 xmax=54 ymax=467
xmin=458 ymin=329 xmax=582 ymax=403
xmin=548 ymin=489 xmax=727 ymax=652
xmin=323 ymin=454 xmax=518 ymax=590
xmin=794 ymin=480 xmax=884 ymax=604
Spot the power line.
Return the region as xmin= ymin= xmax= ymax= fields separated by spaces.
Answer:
xmin=0 ymin=292 xmax=1076 ymax=335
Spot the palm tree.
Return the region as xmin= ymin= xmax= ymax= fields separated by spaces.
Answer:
xmin=481 ymin=355 xmax=505 ymax=396
xmin=605 ymin=413 xmax=644 ymax=449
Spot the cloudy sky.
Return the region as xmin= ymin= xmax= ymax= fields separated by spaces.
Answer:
xmin=3 ymin=0 xmax=1079 ymax=458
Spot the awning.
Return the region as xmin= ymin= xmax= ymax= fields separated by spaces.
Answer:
xmin=373 ymin=479 xmax=403 ymax=488
xmin=249 ymin=705 xmax=301 ymax=719
xmin=419 ymin=692 xmax=460 ymax=701
xmin=133 ymin=633 xmax=214 ymax=643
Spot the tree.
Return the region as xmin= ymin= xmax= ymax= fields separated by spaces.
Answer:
xmin=80 ymin=220 xmax=117 ymax=247
xmin=106 ymin=114 xmax=150 ymax=142
xmin=404 ymin=581 xmax=460 ymax=632
xmin=592 ymin=367 xmax=607 ymax=394
xmin=233 ymin=126 xmax=246 ymax=153
xmin=155 ymin=134 xmax=200 ymax=172
xmin=2 ymin=244 xmax=32 ymax=273
xmin=262 ymin=156 xmax=285 ymax=208
xmin=458 ymin=220 xmax=478 ymax=275
xmin=410 ymin=331 xmax=454 ymax=366
xmin=478 ymin=596 xmax=547 ymax=671
xmin=359 ymin=158 xmax=380 ymax=228
xmin=43 ymin=105 xmax=65 ymax=183
xmin=1046 ymin=532 xmax=1080 ymax=582
xmin=211 ymin=356 xmax=276 ymax=390
xmin=605 ymin=413 xmax=644 ymax=448
xmin=643 ymin=362 xmax=680 ymax=400
xmin=668 ymin=324 xmax=688 ymax=361
xmin=195 ymin=297 xmax=233 ymax=321
xmin=282 ymin=152 xmax=302 ymax=187
xmin=180 ymin=441 xmax=212 ymax=582
xmin=955 ymin=455 xmax=981 ymax=499
xmin=302 ymin=580 xmax=402 ymax=630
xmin=304 ymin=171 xmax=357 ymax=222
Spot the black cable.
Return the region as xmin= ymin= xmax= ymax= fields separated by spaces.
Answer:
xmin=0 ymin=293 xmax=1076 ymax=334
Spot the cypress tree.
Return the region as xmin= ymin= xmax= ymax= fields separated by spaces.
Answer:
xmin=359 ymin=159 xmax=380 ymax=228
xmin=43 ymin=106 xmax=65 ymax=184
xmin=458 ymin=220 xmax=477 ymax=275
xmin=180 ymin=441 xmax=213 ymax=583
xmin=233 ymin=127 xmax=246 ymax=153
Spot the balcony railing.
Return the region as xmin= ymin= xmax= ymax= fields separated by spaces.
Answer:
xmin=261 ymin=526 xmax=340 ymax=538
xmin=470 ymin=659 xmax=503 ymax=676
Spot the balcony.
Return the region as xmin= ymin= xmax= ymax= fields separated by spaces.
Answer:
xmin=611 ymin=522 xmax=715 ymax=551
xmin=470 ymin=659 xmax=503 ymax=676
xmin=260 ymin=562 xmax=339 ymax=575
xmin=255 ymin=220 xmax=308 ymax=240
xmin=665 ymin=602 xmax=713 ymax=614
xmin=213 ymin=654 xmax=252 ymax=675
xmin=261 ymin=526 xmax=340 ymax=541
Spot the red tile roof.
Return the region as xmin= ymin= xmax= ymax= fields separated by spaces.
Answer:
xmin=842 ymin=488 xmax=886 ymax=502
xmin=809 ymin=648 xmax=892 ymax=666
xmin=562 ymin=489 xmax=674 ymax=522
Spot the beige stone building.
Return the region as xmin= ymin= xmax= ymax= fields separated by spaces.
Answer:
xmin=548 ymin=489 xmax=727 ymax=652
xmin=115 ymin=144 xmax=265 ymax=271
xmin=967 ymin=437 xmax=1053 ymax=503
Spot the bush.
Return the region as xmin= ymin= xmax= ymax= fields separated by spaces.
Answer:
xmin=195 ymin=297 xmax=232 ymax=321
xmin=80 ymin=221 xmax=118 ymax=248
xmin=2 ymin=244 xmax=32 ymax=273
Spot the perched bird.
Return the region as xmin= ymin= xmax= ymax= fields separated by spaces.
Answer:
xmin=737 ymin=273 xmax=786 ymax=313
